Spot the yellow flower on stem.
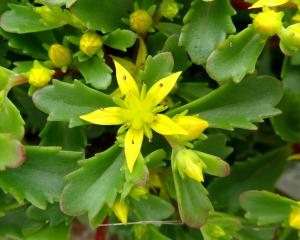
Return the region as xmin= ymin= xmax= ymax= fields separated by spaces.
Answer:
xmin=80 ymin=60 xmax=187 ymax=172
xmin=249 ymin=0 xmax=288 ymax=9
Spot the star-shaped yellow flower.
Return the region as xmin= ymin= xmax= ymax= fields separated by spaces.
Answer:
xmin=80 ymin=60 xmax=187 ymax=172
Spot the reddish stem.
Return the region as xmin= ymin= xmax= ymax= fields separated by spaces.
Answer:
xmin=95 ymin=217 xmax=109 ymax=240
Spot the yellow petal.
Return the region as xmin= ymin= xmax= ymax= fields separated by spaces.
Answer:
xmin=125 ymin=128 xmax=144 ymax=172
xmin=135 ymin=37 xmax=147 ymax=69
xmin=289 ymin=203 xmax=300 ymax=229
xmin=151 ymin=114 xmax=187 ymax=135
xmin=113 ymin=60 xmax=139 ymax=97
xmin=249 ymin=0 xmax=288 ymax=8
xmin=144 ymin=71 xmax=181 ymax=108
xmin=112 ymin=201 xmax=128 ymax=224
xmin=80 ymin=107 xmax=125 ymax=125
xmin=110 ymin=55 xmax=136 ymax=76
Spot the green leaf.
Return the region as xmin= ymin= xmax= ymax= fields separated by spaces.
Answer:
xmin=24 ymin=223 xmax=70 ymax=240
xmin=0 ymin=190 xmax=20 ymax=217
xmin=0 ymin=134 xmax=24 ymax=171
xmin=179 ymin=0 xmax=235 ymax=65
xmin=40 ymin=122 xmax=87 ymax=152
xmin=177 ymin=82 xmax=212 ymax=102
xmin=0 ymin=146 xmax=82 ymax=209
xmin=240 ymin=190 xmax=295 ymax=225
xmin=172 ymin=170 xmax=213 ymax=227
xmin=70 ymin=0 xmax=132 ymax=33
xmin=208 ymin=146 xmax=291 ymax=213
xmin=206 ymin=26 xmax=268 ymax=83
xmin=197 ymin=151 xmax=230 ymax=177
xmin=32 ymin=80 xmax=114 ymax=127
xmin=201 ymin=212 xmax=241 ymax=240
xmin=0 ymin=98 xmax=25 ymax=140
xmin=0 ymin=4 xmax=64 ymax=33
xmin=272 ymin=58 xmax=300 ymax=142
xmin=0 ymin=207 xmax=41 ymax=239
xmin=132 ymin=195 xmax=174 ymax=221
xmin=168 ymin=75 xmax=283 ymax=130
xmin=138 ymin=52 xmax=174 ymax=87
xmin=102 ymin=29 xmax=137 ymax=51
xmin=194 ymin=133 xmax=233 ymax=159
xmin=11 ymin=87 xmax=47 ymax=134
xmin=7 ymin=32 xmax=54 ymax=59
xmin=156 ymin=22 xmax=182 ymax=37
xmin=162 ymin=34 xmax=192 ymax=72
xmin=26 ymin=204 xmax=67 ymax=227
xmin=0 ymin=66 xmax=16 ymax=92
xmin=77 ymin=56 xmax=112 ymax=90
xmin=61 ymin=144 xmax=125 ymax=225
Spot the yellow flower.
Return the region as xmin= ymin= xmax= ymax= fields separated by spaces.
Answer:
xmin=112 ymin=200 xmax=128 ymax=224
xmin=130 ymin=10 xmax=153 ymax=34
xmin=252 ymin=8 xmax=283 ymax=36
xmin=80 ymin=32 xmax=103 ymax=57
xmin=173 ymin=115 xmax=208 ymax=142
xmin=28 ymin=61 xmax=54 ymax=88
xmin=249 ymin=0 xmax=288 ymax=9
xmin=175 ymin=148 xmax=205 ymax=182
xmin=48 ymin=44 xmax=72 ymax=68
xmin=289 ymin=202 xmax=300 ymax=229
xmin=80 ymin=60 xmax=187 ymax=172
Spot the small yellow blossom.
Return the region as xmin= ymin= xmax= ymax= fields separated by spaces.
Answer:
xmin=252 ymin=8 xmax=283 ymax=36
xmin=173 ymin=115 xmax=208 ymax=142
xmin=175 ymin=148 xmax=205 ymax=182
xmin=28 ymin=61 xmax=54 ymax=88
xmin=289 ymin=202 xmax=300 ymax=229
xmin=80 ymin=32 xmax=103 ymax=57
xmin=249 ymin=0 xmax=288 ymax=9
xmin=130 ymin=10 xmax=153 ymax=34
xmin=48 ymin=44 xmax=72 ymax=68
xmin=80 ymin=60 xmax=187 ymax=172
xmin=112 ymin=200 xmax=128 ymax=224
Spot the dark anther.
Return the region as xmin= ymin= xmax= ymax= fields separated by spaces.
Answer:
xmin=132 ymin=139 xmax=134 ymax=144
xmin=159 ymin=83 xmax=163 ymax=87
xmin=122 ymin=75 xmax=126 ymax=80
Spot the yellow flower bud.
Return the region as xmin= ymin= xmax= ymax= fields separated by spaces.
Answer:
xmin=79 ymin=32 xmax=103 ymax=57
xmin=289 ymin=202 xmax=300 ymax=229
xmin=252 ymin=8 xmax=283 ymax=36
xmin=175 ymin=149 xmax=205 ymax=182
xmin=112 ymin=200 xmax=128 ymax=224
xmin=130 ymin=10 xmax=153 ymax=34
xmin=48 ymin=44 xmax=72 ymax=68
xmin=28 ymin=61 xmax=54 ymax=88
xmin=160 ymin=0 xmax=179 ymax=20
xmin=173 ymin=115 xmax=208 ymax=142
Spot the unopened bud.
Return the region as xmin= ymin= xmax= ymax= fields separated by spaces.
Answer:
xmin=173 ymin=115 xmax=208 ymax=142
xmin=130 ymin=10 xmax=153 ymax=34
xmin=160 ymin=0 xmax=179 ymax=20
xmin=175 ymin=149 xmax=205 ymax=182
xmin=280 ymin=23 xmax=300 ymax=51
xmin=252 ymin=8 xmax=283 ymax=36
xmin=130 ymin=186 xmax=148 ymax=199
xmin=80 ymin=32 xmax=103 ymax=57
xmin=112 ymin=200 xmax=128 ymax=224
xmin=28 ymin=61 xmax=54 ymax=88
xmin=48 ymin=44 xmax=72 ymax=68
